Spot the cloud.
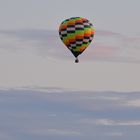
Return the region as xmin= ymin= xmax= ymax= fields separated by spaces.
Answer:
xmin=92 ymin=30 xmax=140 ymax=63
xmin=0 ymin=29 xmax=140 ymax=63
xmin=105 ymin=132 xmax=123 ymax=137
xmin=79 ymin=94 xmax=122 ymax=101
xmin=96 ymin=30 xmax=125 ymax=37
xmin=0 ymin=88 xmax=140 ymax=140
xmin=81 ymin=118 xmax=140 ymax=126
xmin=29 ymin=128 xmax=81 ymax=136
xmin=11 ymin=86 xmax=69 ymax=93
xmin=125 ymin=99 xmax=140 ymax=107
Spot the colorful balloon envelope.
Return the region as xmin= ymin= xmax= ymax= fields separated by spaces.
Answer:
xmin=59 ymin=17 xmax=95 ymax=63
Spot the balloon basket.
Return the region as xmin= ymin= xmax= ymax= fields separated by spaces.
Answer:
xmin=75 ymin=58 xmax=79 ymax=63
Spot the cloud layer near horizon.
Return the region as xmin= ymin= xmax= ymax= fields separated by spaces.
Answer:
xmin=0 ymin=87 xmax=140 ymax=140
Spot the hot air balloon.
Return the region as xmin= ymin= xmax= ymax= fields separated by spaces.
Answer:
xmin=59 ymin=17 xmax=95 ymax=63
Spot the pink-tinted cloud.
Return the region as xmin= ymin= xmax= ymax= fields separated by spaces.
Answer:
xmin=96 ymin=30 xmax=125 ymax=38
xmin=0 ymin=29 xmax=140 ymax=63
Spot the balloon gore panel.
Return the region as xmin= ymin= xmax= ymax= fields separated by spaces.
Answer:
xmin=59 ymin=17 xmax=95 ymax=58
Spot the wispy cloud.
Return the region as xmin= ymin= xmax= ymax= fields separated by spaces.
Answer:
xmin=81 ymin=118 xmax=140 ymax=126
xmin=105 ymin=132 xmax=123 ymax=137
xmin=29 ymin=128 xmax=81 ymax=136
xmin=125 ymin=99 xmax=140 ymax=107
xmin=92 ymin=30 xmax=140 ymax=63
xmin=0 ymin=29 xmax=140 ymax=63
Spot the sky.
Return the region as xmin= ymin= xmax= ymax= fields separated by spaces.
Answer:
xmin=0 ymin=0 xmax=140 ymax=34
xmin=0 ymin=0 xmax=140 ymax=91
xmin=0 ymin=1 xmax=140 ymax=139
xmin=0 ymin=28 xmax=140 ymax=91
